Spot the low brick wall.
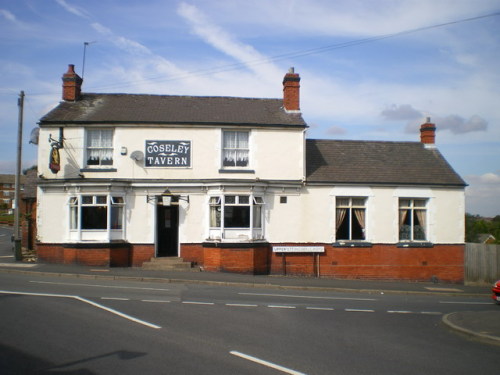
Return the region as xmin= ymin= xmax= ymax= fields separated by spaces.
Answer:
xmin=181 ymin=242 xmax=464 ymax=282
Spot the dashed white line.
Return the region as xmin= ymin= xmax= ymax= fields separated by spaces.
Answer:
xmin=306 ymin=307 xmax=334 ymax=311
xmin=268 ymin=305 xmax=296 ymax=309
xmin=239 ymin=292 xmax=376 ymax=301
xmin=388 ymin=310 xmax=412 ymax=314
xmin=101 ymin=297 xmax=130 ymax=301
xmin=345 ymin=308 xmax=375 ymax=313
xmin=142 ymin=299 xmax=171 ymax=303
xmin=230 ymin=351 xmax=307 ymax=375
xmin=226 ymin=303 xmax=258 ymax=307
xmin=182 ymin=301 xmax=214 ymax=305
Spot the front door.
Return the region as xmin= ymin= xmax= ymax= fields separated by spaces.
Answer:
xmin=156 ymin=203 xmax=179 ymax=257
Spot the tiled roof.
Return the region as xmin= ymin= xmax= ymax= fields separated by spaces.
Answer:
xmin=306 ymin=139 xmax=466 ymax=187
xmin=39 ymin=93 xmax=307 ymax=128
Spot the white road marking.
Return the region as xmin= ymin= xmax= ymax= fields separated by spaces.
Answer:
xmin=421 ymin=311 xmax=442 ymax=315
xmin=226 ymin=303 xmax=258 ymax=307
xmin=0 ymin=263 xmax=36 ymax=268
xmin=439 ymin=301 xmax=492 ymax=305
xmin=142 ymin=299 xmax=171 ymax=303
xmin=0 ymin=290 xmax=161 ymax=329
xmin=268 ymin=305 xmax=296 ymax=309
xmin=30 ymin=280 xmax=170 ymax=291
xmin=345 ymin=308 xmax=375 ymax=313
xmin=306 ymin=307 xmax=334 ymax=311
xmin=425 ymin=287 xmax=463 ymax=292
xmin=0 ymin=255 xmax=14 ymax=258
xmin=182 ymin=301 xmax=214 ymax=305
xmin=239 ymin=292 xmax=376 ymax=301
xmin=230 ymin=351 xmax=307 ymax=375
xmin=101 ymin=297 xmax=130 ymax=301
xmin=388 ymin=310 xmax=413 ymax=314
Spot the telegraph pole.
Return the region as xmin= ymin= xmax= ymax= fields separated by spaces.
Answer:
xmin=13 ymin=90 xmax=24 ymax=261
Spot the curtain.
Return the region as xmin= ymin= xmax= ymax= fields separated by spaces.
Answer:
xmin=87 ymin=129 xmax=113 ymax=164
xmin=336 ymin=208 xmax=347 ymax=230
xmin=354 ymin=208 xmax=365 ymax=230
xmin=223 ymin=131 xmax=248 ymax=166
xmin=415 ymin=209 xmax=426 ymax=239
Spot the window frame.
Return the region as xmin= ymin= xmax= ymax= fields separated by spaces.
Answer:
xmin=85 ymin=128 xmax=114 ymax=167
xmin=335 ymin=197 xmax=367 ymax=242
xmin=221 ymin=130 xmax=250 ymax=169
xmin=398 ymin=198 xmax=428 ymax=242
xmin=69 ymin=194 xmax=125 ymax=241
xmin=208 ymin=194 xmax=264 ymax=241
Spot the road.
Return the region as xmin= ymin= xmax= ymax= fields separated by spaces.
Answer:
xmin=1 ymin=269 xmax=499 ymax=375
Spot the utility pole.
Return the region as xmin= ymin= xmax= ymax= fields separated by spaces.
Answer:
xmin=13 ymin=90 xmax=24 ymax=261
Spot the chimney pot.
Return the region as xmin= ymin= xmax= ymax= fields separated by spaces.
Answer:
xmin=62 ymin=64 xmax=83 ymax=101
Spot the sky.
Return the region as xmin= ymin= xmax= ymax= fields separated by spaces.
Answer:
xmin=1 ymin=0 xmax=499 ymax=216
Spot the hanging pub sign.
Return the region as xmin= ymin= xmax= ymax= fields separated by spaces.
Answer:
xmin=49 ymin=146 xmax=60 ymax=174
xmin=145 ymin=140 xmax=191 ymax=167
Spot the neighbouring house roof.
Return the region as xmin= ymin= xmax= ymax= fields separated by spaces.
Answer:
xmin=39 ymin=93 xmax=307 ymax=128
xmin=306 ymin=139 xmax=466 ymax=187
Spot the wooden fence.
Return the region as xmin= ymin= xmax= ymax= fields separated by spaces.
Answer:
xmin=465 ymin=243 xmax=500 ymax=285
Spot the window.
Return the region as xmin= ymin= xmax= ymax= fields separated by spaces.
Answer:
xmin=209 ymin=195 xmax=264 ymax=239
xmin=399 ymin=199 xmax=427 ymax=241
xmin=86 ymin=129 xmax=113 ymax=166
xmin=222 ymin=131 xmax=249 ymax=167
xmin=69 ymin=195 xmax=124 ymax=231
xmin=335 ymin=197 xmax=366 ymax=241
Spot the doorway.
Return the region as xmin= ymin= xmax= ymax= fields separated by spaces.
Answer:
xmin=156 ymin=201 xmax=179 ymax=257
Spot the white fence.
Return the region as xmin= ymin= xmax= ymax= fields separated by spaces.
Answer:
xmin=465 ymin=243 xmax=500 ymax=285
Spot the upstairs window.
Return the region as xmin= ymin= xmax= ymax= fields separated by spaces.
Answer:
xmin=336 ymin=197 xmax=366 ymax=241
xmin=222 ymin=131 xmax=249 ymax=167
xmin=399 ymin=199 xmax=427 ymax=241
xmin=86 ymin=129 xmax=113 ymax=166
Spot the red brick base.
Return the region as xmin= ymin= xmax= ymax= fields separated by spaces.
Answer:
xmin=37 ymin=243 xmax=155 ymax=267
xmin=181 ymin=242 xmax=464 ymax=282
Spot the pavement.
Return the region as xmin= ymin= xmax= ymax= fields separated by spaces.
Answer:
xmin=0 ymin=240 xmax=499 ymax=346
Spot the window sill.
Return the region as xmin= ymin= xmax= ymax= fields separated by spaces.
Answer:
xmin=397 ymin=242 xmax=434 ymax=248
xmin=218 ymin=169 xmax=255 ymax=174
xmin=80 ymin=168 xmax=117 ymax=173
xmin=333 ymin=241 xmax=372 ymax=248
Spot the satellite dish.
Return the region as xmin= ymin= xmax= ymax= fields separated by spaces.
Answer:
xmin=29 ymin=127 xmax=40 ymax=145
xmin=130 ymin=150 xmax=144 ymax=161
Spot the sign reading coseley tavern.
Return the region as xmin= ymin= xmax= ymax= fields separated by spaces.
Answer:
xmin=145 ymin=140 xmax=191 ymax=167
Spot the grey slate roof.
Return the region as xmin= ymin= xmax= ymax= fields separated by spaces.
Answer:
xmin=306 ymin=139 xmax=466 ymax=187
xmin=39 ymin=93 xmax=307 ymax=128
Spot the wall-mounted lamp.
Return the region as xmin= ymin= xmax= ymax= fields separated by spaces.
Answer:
xmin=120 ymin=147 xmax=127 ymax=155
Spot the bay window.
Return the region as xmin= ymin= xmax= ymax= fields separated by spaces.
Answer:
xmin=69 ymin=194 xmax=124 ymax=240
xmin=209 ymin=194 xmax=264 ymax=240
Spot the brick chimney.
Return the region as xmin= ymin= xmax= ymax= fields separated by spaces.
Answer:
xmin=62 ymin=64 xmax=83 ymax=101
xmin=283 ymin=67 xmax=300 ymax=112
xmin=420 ymin=117 xmax=436 ymax=146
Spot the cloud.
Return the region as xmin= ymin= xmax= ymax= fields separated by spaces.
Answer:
xmin=465 ymin=172 xmax=500 ymax=216
xmin=381 ymin=104 xmax=423 ymax=121
xmin=326 ymin=125 xmax=347 ymax=135
xmin=55 ymin=0 xmax=90 ymax=19
xmin=177 ymin=2 xmax=281 ymax=80
xmin=403 ymin=114 xmax=488 ymax=134
xmin=0 ymin=9 xmax=17 ymax=23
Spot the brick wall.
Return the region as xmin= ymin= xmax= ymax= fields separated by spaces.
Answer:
xmin=181 ymin=242 xmax=464 ymax=282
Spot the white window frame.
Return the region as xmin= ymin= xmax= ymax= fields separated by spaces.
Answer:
xmin=86 ymin=128 xmax=114 ymax=167
xmin=208 ymin=194 xmax=264 ymax=241
xmin=69 ymin=194 xmax=125 ymax=241
xmin=221 ymin=130 xmax=250 ymax=169
xmin=399 ymin=198 xmax=428 ymax=242
xmin=335 ymin=197 xmax=367 ymax=241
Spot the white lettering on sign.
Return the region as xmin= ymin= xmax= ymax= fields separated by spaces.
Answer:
xmin=145 ymin=140 xmax=191 ymax=167
xmin=272 ymin=246 xmax=325 ymax=253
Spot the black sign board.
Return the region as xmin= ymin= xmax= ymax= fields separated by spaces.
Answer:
xmin=145 ymin=140 xmax=191 ymax=167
